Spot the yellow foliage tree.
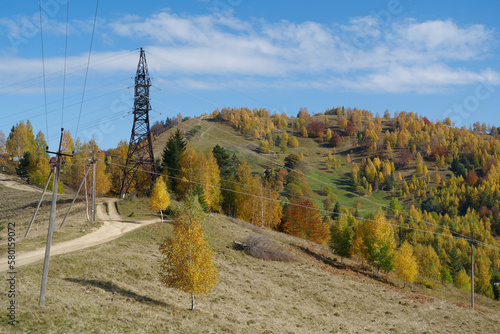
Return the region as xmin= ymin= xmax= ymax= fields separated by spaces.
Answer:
xmin=455 ymin=268 xmax=471 ymax=292
xmin=234 ymin=159 xmax=255 ymax=222
xmin=300 ymin=126 xmax=308 ymax=138
xmin=253 ymin=178 xmax=282 ymax=229
xmin=474 ymin=249 xmax=493 ymax=297
xmin=70 ymin=140 xmax=111 ymax=197
xmin=414 ymin=244 xmax=441 ymax=287
xmin=6 ymin=120 xmax=36 ymax=160
xmin=199 ymin=151 xmax=222 ymax=212
xmin=159 ymin=196 xmax=218 ymax=311
xmin=150 ymin=177 xmax=170 ymax=222
xmin=325 ymin=128 xmax=332 ymax=141
xmin=288 ymin=136 xmax=299 ymax=148
xmin=394 ymin=241 xmax=418 ymax=288
xmin=361 ymin=209 xmax=396 ymax=277
xmin=107 ymin=140 xmax=128 ymax=195
xmin=177 ymin=144 xmax=200 ymax=198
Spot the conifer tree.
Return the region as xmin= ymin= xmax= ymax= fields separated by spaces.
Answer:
xmin=162 ymin=129 xmax=187 ymax=190
xmin=414 ymin=244 xmax=441 ymax=286
xmin=329 ymin=215 xmax=353 ymax=265
xmin=362 ymin=209 xmax=396 ymax=277
xmin=159 ymin=196 xmax=218 ymax=311
xmin=394 ymin=241 xmax=418 ymax=288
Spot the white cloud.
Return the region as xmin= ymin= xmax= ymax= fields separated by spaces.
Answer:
xmin=1 ymin=11 xmax=498 ymax=94
xmin=392 ymin=19 xmax=494 ymax=60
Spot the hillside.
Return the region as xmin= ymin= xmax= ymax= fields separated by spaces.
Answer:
xmin=152 ymin=113 xmax=392 ymax=212
xmin=1 ymin=179 xmax=499 ymax=333
xmin=3 ymin=108 xmax=500 ymax=332
xmin=149 ymin=108 xmax=500 ymax=302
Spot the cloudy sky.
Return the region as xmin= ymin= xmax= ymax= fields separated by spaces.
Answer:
xmin=1 ymin=0 xmax=499 ymax=149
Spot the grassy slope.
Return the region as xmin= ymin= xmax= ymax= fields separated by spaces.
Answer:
xmin=151 ymin=115 xmax=396 ymax=213
xmin=0 ymin=182 xmax=101 ymax=255
xmin=1 ymin=201 xmax=499 ymax=333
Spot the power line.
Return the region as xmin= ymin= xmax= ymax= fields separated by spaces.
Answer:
xmin=154 ymin=112 xmax=468 ymax=239
xmin=98 ymin=158 xmax=500 ymax=252
xmin=38 ymin=0 xmax=50 ymax=145
xmin=75 ymin=0 xmax=100 ymax=140
xmin=0 ymin=50 xmax=135 ymax=96
xmin=60 ymin=0 xmax=71 ymax=128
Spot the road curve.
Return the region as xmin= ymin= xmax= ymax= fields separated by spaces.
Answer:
xmin=0 ymin=198 xmax=158 ymax=272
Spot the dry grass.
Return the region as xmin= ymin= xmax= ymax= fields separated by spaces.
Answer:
xmin=240 ymin=234 xmax=297 ymax=262
xmin=0 ymin=183 xmax=102 ymax=255
xmin=1 ymin=207 xmax=500 ymax=333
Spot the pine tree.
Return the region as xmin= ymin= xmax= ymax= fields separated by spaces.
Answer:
xmin=159 ymin=196 xmax=218 ymax=311
xmin=448 ymin=246 xmax=463 ymax=282
xmin=162 ymin=129 xmax=187 ymax=190
xmin=150 ymin=177 xmax=170 ymax=222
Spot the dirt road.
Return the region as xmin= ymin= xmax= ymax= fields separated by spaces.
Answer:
xmin=0 ymin=173 xmax=42 ymax=193
xmin=0 ymin=198 xmax=158 ymax=272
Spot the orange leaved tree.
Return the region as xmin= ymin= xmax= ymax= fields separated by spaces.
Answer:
xmin=283 ymin=199 xmax=329 ymax=244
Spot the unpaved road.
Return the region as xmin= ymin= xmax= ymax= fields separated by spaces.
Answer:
xmin=0 ymin=173 xmax=43 ymax=193
xmin=0 ymin=197 xmax=158 ymax=272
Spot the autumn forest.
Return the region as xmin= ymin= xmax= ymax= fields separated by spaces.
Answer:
xmin=2 ymin=105 xmax=500 ymax=301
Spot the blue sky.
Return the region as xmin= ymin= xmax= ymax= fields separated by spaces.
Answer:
xmin=1 ymin=0 xmax=499 ymax=150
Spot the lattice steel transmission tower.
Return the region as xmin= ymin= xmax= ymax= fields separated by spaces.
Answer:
xmin=120 ymin=48 xmax=156 ymax=198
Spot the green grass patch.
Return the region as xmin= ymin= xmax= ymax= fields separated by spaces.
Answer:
xmin=116 ymin=197 xmax=158 ymax=221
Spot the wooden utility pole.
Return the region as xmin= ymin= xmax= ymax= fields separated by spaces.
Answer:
xmin=59 ymin=160 xmax=93 ymax=229
xmin=39 ymin=128 xmax=72 ymax=306
xmin=91 ymin=149 xmax=96 ymax=224
xmin=470 ymin=232 xmax=475 ymax=309
xmin=24 ymin=169 xmax=54 ymax=238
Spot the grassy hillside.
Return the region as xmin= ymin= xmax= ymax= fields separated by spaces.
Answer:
xmin=1 ymin=194 xmax=499 ymax=333
xmin=151 ymin=114 xmax=393 ymax=212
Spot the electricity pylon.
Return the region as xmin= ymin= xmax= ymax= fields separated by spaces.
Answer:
xmin=120 ymin=48 xmax=156 ymax=198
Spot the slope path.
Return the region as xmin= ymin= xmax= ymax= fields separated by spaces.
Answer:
xmin=1 ymin=194 xmax=158 ymax=272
